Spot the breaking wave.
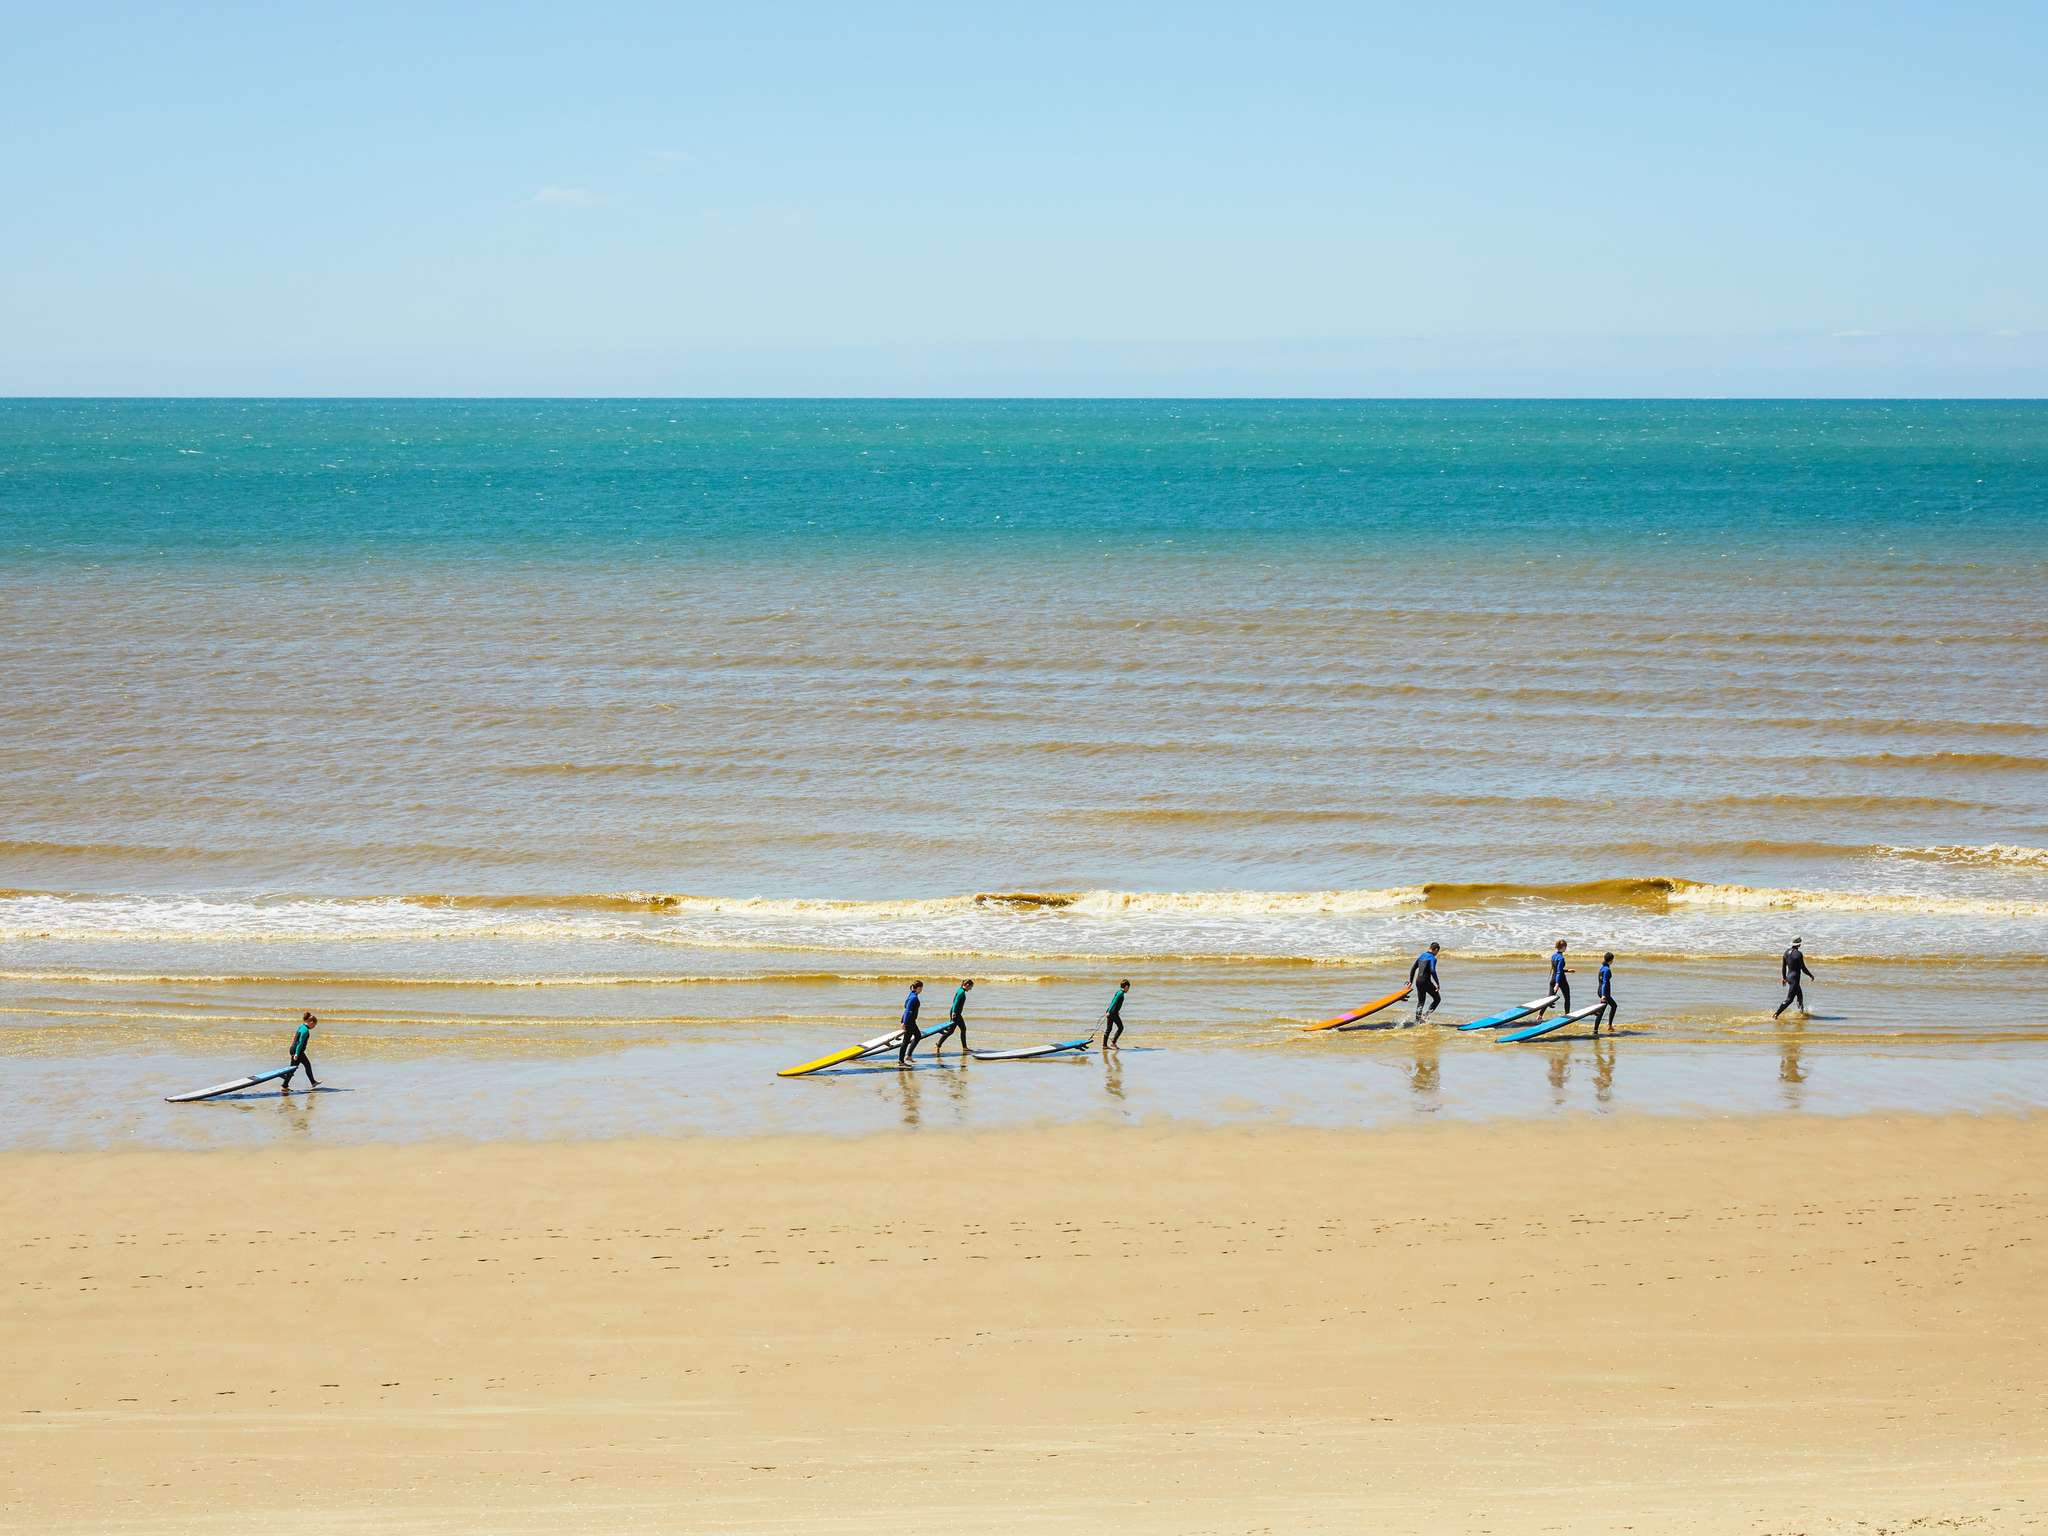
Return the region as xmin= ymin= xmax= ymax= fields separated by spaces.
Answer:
xmin=1881 ymin=844 xmax=2048 ymax=870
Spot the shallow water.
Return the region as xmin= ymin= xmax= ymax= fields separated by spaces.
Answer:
xmin=5 ymin=957 xmax=2046 ymax=1150
xmin=2 ymin=399 xmax=2044 ymax=1144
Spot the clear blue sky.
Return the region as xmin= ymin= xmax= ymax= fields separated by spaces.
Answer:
xmin=5 ymin=1 xmax=2043 ymax=395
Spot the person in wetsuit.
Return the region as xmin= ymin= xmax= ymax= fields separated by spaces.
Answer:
xmin=1409 ymin=943 xmax=1442 ymax=1024
xmin=1593 ymin=952 xmax=1618 ymax=1034
xmin=895 ymin=980 xmax=925 ymax=1067
xmin=1774 ymin=940 xmax=1815 ymax=1019
xmin=1548 ymin=940 xmax=1572 ymax=1013
xmin=1103 ymin=980 xmax=1130 ymax=1049
xmin=280 ymin=1011 xmax=319 ymax=1092
xmin=929 ymin=978 xmax=973 ymax=1056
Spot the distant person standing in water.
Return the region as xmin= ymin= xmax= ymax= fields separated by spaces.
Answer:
xmin=930 ymin=978 xmax=972 ymax=1056
xmin=280 ymin=1011 xmax=319 ymax=1092
xmin=1593 ymin=953 xmax=1618 ymax=1035
xmin=1774 ymin=940 xmax=1815 ymax=1019
xmin=1409 ymin=942 xmax=1442 ymax=1024
xmin=895 ymin=980 xmax=925 ymax=1067
xmin=1102 ymin=980 xmax=1130 ymax=1049
xmin=1547 ymin=940 xmax=1572 ymax=1013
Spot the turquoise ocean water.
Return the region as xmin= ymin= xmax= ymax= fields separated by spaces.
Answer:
xmin=3 ymin=400 xmax=2045 ymax=1145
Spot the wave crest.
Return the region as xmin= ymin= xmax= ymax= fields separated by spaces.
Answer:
xmin=1881 ymin=844 xmax=2048 ymax=870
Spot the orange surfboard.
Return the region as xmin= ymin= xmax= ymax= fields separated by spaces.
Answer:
xmin=1300 ymin=986 xmax=1411 ymax=1032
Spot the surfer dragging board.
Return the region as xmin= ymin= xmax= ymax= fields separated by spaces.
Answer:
xmin=1102 ymin=980 xmax=1130 ymax=1048
xmin=166 ymin=1011 xmax=324 ymax=1102
xmin=282 ymin=1011 xmax=320 ymax=1091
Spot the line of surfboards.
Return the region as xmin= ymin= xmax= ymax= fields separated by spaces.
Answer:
xmin=1300 ymin=988 xmax=1615 ymax=1043
xmin=778 ymin=1026 xmax=1095 ymax=1077
xmin=172 ymin=983 xmax=1613 ymax=1100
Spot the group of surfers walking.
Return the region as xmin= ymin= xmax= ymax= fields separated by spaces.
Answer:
xmin=1407 ymin=937 xmax=1817 ymax=1030
xmin=264 ymin=942 xmax=1821 ymax=1080
xmin=1408 ymin=939 xmax=1621 ymax=1033
xmin=895 ymin=935 xmax=1820 ymax=1062
xmin=893 ymin=977 xmax=1131 ymax=1066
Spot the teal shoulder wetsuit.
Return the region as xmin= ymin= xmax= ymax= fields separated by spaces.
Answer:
xmin=283 ymin=1023 xmax=316 ymax=1087
xmin=1104 ymin=988 xmax=1128 ymax=1044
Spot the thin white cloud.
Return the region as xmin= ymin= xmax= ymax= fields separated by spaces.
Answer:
xmin=1993 ymin=328 xmax=2022 ymax=338
xmin=527 ymin=186 xmax=601 ymax=208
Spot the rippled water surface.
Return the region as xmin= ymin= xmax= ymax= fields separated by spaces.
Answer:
xmin=3 ymin=399 xmax=2044 ymax=1144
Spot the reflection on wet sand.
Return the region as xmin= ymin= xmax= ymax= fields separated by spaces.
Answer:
xmin=1102 ymin=1051 xmax=1124 ymax=1102
xmin=1779 ymin=1020 xmax=1808 ymax=1107
xmin=1406 ymin=1033 xmax=1441 ymax=1107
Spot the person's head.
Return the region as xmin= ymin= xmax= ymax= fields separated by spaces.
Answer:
xmin=1603 ymin=952 xmax=1614 ymax=964
xmin=1118 ymin=979 xmax=1130 ymax=992
xmin=910 ymin=980 xmax=923 ymax=993
xmin=1555 ymin=939 xmax=1567 ymax=951
xmin=1791 ymin=938 xmax=1802 ymax=949
xmin=302 ymin=1011 xmax=317 ymax=1027
xmin=960 ymin=978 xmax=974 ymax=991
xmin=1428 ymin=942 xmax=1441 ymax=954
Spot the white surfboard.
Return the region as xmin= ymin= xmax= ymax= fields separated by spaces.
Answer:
xmin=968 ymin=1036 xmax=1094 ymax=1061
xmin=165 ymin=1066 xmax=294 ymax=1103
xmin=778 ymin=1022 xmax=918 ymax=1078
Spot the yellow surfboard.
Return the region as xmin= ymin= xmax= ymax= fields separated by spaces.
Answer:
xmin=778 ymin=1023 xmax=910 ymax=1078
xmin=1300 ymin=986 xmax=1411 ymax=1033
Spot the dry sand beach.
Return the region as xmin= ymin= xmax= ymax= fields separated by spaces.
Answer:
xmin=7 ymin=1113 xmax=2044 ymax=1534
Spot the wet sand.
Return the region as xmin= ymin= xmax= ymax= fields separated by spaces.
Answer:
xmin=6 ymin=1113 xmax=2044 ymax=1533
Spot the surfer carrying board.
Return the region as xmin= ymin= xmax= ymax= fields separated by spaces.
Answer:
xmin=1592 ymin=953 xmax=1618 ymax=1035
xmin=929 ymin=978 xmax=972 ymax=1056
xmin=280 ymin=1011 xmax=319 ymax=1092
xmin=1774 ymin=940 xmax=1815 ymax=1019
xmin=895 ymin=981 xmax=925 ymax=1068
xmin=1408 ymin=943 xmax=1442 ymax=1024
xmin=1103 ymin=980 xmax=1130 ymax=1049
xmin=1546 ymin=940 xmax=1572 ymax=1014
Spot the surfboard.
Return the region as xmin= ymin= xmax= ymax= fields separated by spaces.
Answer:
xmin=968 ymin=1036 xmax=1094 ymax=1061
xmin=1499 ymin=1001 xmax=1606 ymax=1043
xmin=1301 ymin=986 xmax=1412 ymax=1032
xmin=165 ymin=1066 xmax=294 ymax=1103
xmin=777 ymin=1023 xmax=914 ymax=1078
xmin=1454 ymin=994 xmax=1561 ymax=1032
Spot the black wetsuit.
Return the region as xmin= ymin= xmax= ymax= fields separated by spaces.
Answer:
xmin=1408 ymin=951 xmax=1441 ymax=1018
xmin=931 ymin=987 xmax=969 ymax=1053
xmin=1774 ymin=947 xmax=1814 ymax=1018
xmin=1594 ymin=962 xmax=1617 ymax=1029
xmin=1103 ymin=987 xmax=1128 ymax=1047
xmin=896 ymin=990 xmax=923 ymax=1065
xmin=1549 ymin=950 xmax=1571 ymax=1012
xmin=281 ymin=1023 xmax=317 ymax=1089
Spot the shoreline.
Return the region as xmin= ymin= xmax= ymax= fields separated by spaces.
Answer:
xmin=9 ymin=949 xmax=2048 ymax=1151
xmin=7 ymin=1112 xmax=2044 ymax=1533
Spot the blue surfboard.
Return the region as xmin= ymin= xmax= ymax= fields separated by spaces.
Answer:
xmin=1454 ymin=993 xmax=1560 ymax=1032
xmin=1499 ymin=1002 xmax=1605 ymax=1043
